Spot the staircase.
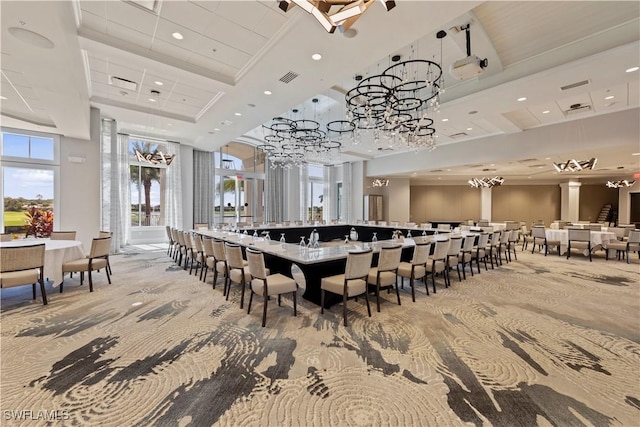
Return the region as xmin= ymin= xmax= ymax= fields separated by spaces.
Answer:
xmin=596 ymin=204 xmax=617 ymax=225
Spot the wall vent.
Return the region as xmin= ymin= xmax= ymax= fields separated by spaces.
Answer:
xmin=109 ymin=76 xmax=138 ymax=91
xmin=279 ymin=71 xmax=299 ymax=84
xmin=560 ymin=79 xmax=590 ymax=91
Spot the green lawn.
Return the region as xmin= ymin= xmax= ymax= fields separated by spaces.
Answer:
xmin=4 ymin=211 xmax=27 ymax=227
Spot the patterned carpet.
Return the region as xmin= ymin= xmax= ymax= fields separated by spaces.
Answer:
xmin=1 ymin=245 xmax=639 ymax=426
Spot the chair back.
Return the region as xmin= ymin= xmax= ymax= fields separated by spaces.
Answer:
xmin=50 ymin=231 xmax=76 ymax=240
xmin=202 ymin=237 xmax=215 ymax=257
xmin=212 ymin=240 xmax=226 ymax=262
xmin=531 ymin=226 xmax=546 ymax=239
xmin=411 ymin=242 xmax=431 ymax=265
xmin=509 ymin=229 xmax=519 ymax=242
xmin=505 ymin=221 xmax=519 ymax=230
xmin=490 ymin=231 xmax=501 ymax=247
xmin=225 ymin=243 xmax=245 ymax=269
xmin=171 ymin=228 xmax=180 ymax=243
xmin=166 ymin=226 xmax=174 ymax=239
xmin=476 ymin=233 xmax=490 ymax=248
xmin=437 ymin=223 xmax=451 ymax=231
xmin=431 ymin=239 xmax=450 ymax=261
xmin=89 ymin=237 xmax=111 ymax=258
xmin=344 ymin=249 xmax=373 ymax=280
xmin=377 ymin=245 xmax=402 ymax=272
xmin=608 ymin=227 xmax=625 ymax=240
xmin=481 ymin=226 xmax=494 ymax=233
xmin=193 ymin=234 xmax=204 ymax=252
xmin=447 ymin=237 xmax=463 ymax=256
xmin=0 ymin=243 xmax=45 ymax=273
xmin=294 ymin=220 xmax=303 ymax=226
xmin=183 ymin=232 xmax=195 ymax=249
xmin=194 ymin=223 xmax=208 ymax=230
xmin=587 ymin=223 xmax=602 ymax=231
xmin=568 ymin=228 xmax=590 ymax=242
xmin=461 ymin=235 xmax=475 ymax=252
xmin=176 ymin=230 xmax=185 ymax=246
xmin=477 ymin=220 xmax=489 ymax=227
xmin=245 ymin=248 xmax=268 ymax=280
xmin=500 ymin=230 xmax=510 ymax=244
xmin=420 ymin=223 xmax=432 ymax=229
xmin=98 ymin=231 xmax=112 ymax=238
xmin=626 ymin=230 xmax=640 ymax=244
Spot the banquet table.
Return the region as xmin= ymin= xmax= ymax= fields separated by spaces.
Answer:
xmin=544 ymin=229 xmax=617 ymax=255
xmin=0 ymin=239 xmax=84 ymax=286
xmin=197 ymin=229 xmax=451 ymax=307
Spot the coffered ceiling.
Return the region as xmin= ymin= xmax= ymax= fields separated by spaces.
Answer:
xmin=1 ymin=1 xmax=639 ymax=184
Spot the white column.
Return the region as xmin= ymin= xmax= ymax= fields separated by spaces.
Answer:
xmin=480 ymin=187 xmax=492 ymax=221
xmin=351 ymin=161 xmax=364 ymax=222
xmin=559 ymin=181 xmax=581 ymax=222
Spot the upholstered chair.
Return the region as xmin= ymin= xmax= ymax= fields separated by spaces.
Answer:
xmin=61 ymin=237 xmax=111 ymax=293
xmin=471 ymin=233 xmax=490 ymax=273
xmin=0 ymin=243 xmax=47 ymax=305
xmin=224 ymin=243 xmax=252 ymax=308
xmin=445 ymin=237 xmax=464 ymax=282
xmin=605 ymin=230 xmax=640 ymax=263
xmin=321 ymin=249 xmax=374 ymax=327
xmin=426 ymin=239 xmax=451 ymax=292
xmin=245 ymin=248 xmax=297 ymax=327
xmin=50 ymin=231 xmax=76 ymax=240
xmin=567 ymin=229 xmax=592 ymax=261
xmin=459 ymin=235 xmax=476 ymax=279
xmin=366 ymin=245 xmax=402 ymax=312
xmin=397 ymin=242 xmax=431 ymax=301
xmin=531 ymin=226 xmax=560 ymax=256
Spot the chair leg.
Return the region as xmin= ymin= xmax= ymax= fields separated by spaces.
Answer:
xmin=376 ymin=283 xmax=381 ymax=313
xmin=247 ymin=290 xmax=254 ymax=314
xmin=321 ymin=290 xmax=325 ymax=314
xmin=364 ymin=289 xmax=371 ymax=318
xmin=456 ymin=264 xmax=461 ymax=281
xmin=39 ymin=279 xmax=48 ymax=305
xmin=292 ymin=290 xmax=297 ymax=317
xmin=106 ymin=266 xmax=111 ymax=284
xmin=395 ymin=282 xmax=401 ymax=306
xmin=343 ymin=292 xmax=348 ymax=327
xmin=262 ymin=293 xmax=268 ymax=327
xmin=431 ymin=271 xmax=437 ymax=294
xmin=32 ymin=283 xmax=36 ymax=300
xmin=410 ymin=276 xmax=416 ymax=302
xmin=239 ymin=276 xmax=246 ymax=309
xmin=462 ymin=262 xmax=467 ymax=280
xmin=88 ymin=270 xmax=94 ymax=292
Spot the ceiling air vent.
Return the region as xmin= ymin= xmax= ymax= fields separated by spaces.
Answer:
xmin=109 ymin=76 xmax=138 ymax=91
xmin=279 ymin=71 xmax=299 ymax=84
xmin=565 ymin=103 xmax=592 ymax=116
xmin=560 ymin=79 xmax=590 ymax=91
xmin=448 ymin=132 xmax=468 ymax=138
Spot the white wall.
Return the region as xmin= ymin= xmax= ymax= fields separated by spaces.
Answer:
xmin=58 ymin=107 xmax=101 ymax=251
xmin=618 ymin=185 xmax=639 ymax=224
xmin=384 ymin=178 xmax=410 ymax=223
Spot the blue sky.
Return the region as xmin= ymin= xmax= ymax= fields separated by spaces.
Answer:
xmin=3 ymin=167 xmax=54 ymax=199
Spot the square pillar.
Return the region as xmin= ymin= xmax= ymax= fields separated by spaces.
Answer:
xmin=480 ymin=187 xmax=492 ymax=221
xmin=560 ymin=181 xmax=581 ymax=222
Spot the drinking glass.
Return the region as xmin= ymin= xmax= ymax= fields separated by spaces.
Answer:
xmin=372 ymin=232 xmax=378 ymax=244
xmin=280 ymin=233 xmax=286 ymax=243
xmin=299 ymin=236 xmax=306 ymax=247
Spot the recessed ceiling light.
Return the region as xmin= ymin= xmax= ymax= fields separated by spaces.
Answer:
xmin=154 ymin=81 xmax=164 ymax=86
xmin=234 ymin=112 xmax=242 ymax=116
xmin=172 ymin=32 xmax=184 ymax=40
xmin=545 ymin=157 xmax=551 ymax=160
xmin=490 ymin=164 xmax=495 ymax=166
xmin=542 ymin=110 xmax=550 ymax=114
xmin=466 ymin=127 xmax=472 ymax=131
xmin=446 ymin=169 xmax=451 ymax=171
xmin=632 ymin=152 xmax=640 ymax=156
xmin=528 ymin=176 xmax=532 ymax=179
xmin=437 ymin=177 xmax=442 ymax=180
xmin=517 ymin=97 xmax=527 ymax=102
xmin=311 ymin=53 xmax=322 ymax=61
xmin=0 ymin=96 xmax=6 ymax=100
xmin=167 ymin=123 xmax=172 ymax=126
xmin=264 ymin=90 xmax=272 ymax=95
xmin=605 ymin=95 xmax=615 ymax=100
xmin=148 ymin=98 xmax=156 ymax=102
xmin=626 ymin=66 xmax=639 ymax=73
xmin=132 ymin=302 xmax=143 ymax=306
xmin=214 ymin=128 xmax=220 ymax=131
xmin=441 ymin=118 xmax=448 ymax=122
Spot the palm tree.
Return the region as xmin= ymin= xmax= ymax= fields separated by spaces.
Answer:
xmin=130 ymin=141 xmax=161 ymax=226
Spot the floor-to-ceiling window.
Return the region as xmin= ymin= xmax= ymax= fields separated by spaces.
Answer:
xmin=0 ymin=128 xmax=59 ymax=235
xmin=129 ymin=139 xmax=167 ymax=227
xmin=214 ymin=142 xmax=265 ymax=226
xmin=307 ymin=164 xmax=323 ymax=222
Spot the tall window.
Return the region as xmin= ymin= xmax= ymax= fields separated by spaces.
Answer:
xmin=307 ymin=164 xmax=323 ymax=222
xmin=0 ymin=129 xmax=59 ymax=234
xmin=129 ymin=139 xmax=166 ymax=227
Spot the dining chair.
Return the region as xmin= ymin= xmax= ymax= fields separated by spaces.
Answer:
xmin=191 ymin=233 xmax=206 ymax=276
xmin=61 ymin=237 xmax=111 ymax=293
xmin=0 ymin=243 xmax=47 ymax=305
xmin=445 ymin=237 xmax=464 ymax=282
xmin=498 ymin=230 xmax=510 ymax=265
xmin=165 ymin=226 xmax=175 ymax=256
xmin=321 ymin=249 xmax=373 ymax=327
xmin=245 ymin=248 xmax=297 ymax=327
xmin=50 ymin=231 xmax=76 ymax=240
xmin=471 ymin=233 xmax=490 ymax=273
xmin=200 ymin=237 xmax=215 ymax=283
xmin=224 ymin=243 xmax=252 ymax=308
xmin=531 ymin=226 xmax=560 ymax=256
xmin=97 ymin=231 xmax=113 ymax=275
xmin=459 ymin=235 xmax=476 ymax=279
xmin=210 ymin=239 xmax=234 ymax=290
xmin=507 ymin=229 xmax=519 ymax=261
xmin=566 ymin=228 xmax=592 ymax=261
xmin=437 ymin=223 xmax=451 ymax=232
xmin=397 ymin=242 xmax=431 ymax=301
xmin=485 ymin=231 xmax=501 ymax=268
xmin=366 ymin=244 xmax=402 ymax=312
xmin=605 ymin=230 xmax=640 ymax=263
xmin=426 ymin=239 xmax=451 ymax=292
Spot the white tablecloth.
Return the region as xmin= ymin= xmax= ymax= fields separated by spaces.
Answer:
xmin=0 ymin=239 xmax=85 ymax=286
xmin=489 ymin=222 xmax=507 ymax=231
xmin=544 ymin=230 xmax=616 ymax=254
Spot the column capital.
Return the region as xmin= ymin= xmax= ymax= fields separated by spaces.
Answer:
xmin=559 ymin=181 xmax=582 ymax=189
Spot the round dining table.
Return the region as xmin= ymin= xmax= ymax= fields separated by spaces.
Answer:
xmin=0 ymin=239 xmax=85 ymax=286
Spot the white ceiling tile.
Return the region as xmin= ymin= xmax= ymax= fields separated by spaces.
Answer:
xmin=106 ymin=21 xmax=153 ymax=49
xmin=80 ymin=10 xmax=108 ymax=33
xmin=161 ymin=99 xmax=203 ymax=116
xmin=86 ymin=54 xmax=109 ymax=74
xmin=159 ymin=1 xmax=214 ymax=34
xmin=191 ymin=35 xmax=252 ymax=69
xmin=79 ymin=0 xmax=107 ymax=19
xmin=153 ymin=18 xmax=201 ymax=52
xmin=191 ymin=1 xmax=222 ymax=14
xmin=253 ymin=7 xmax=288 ymax=39
xmin=90 ymin=81 xmax=109 ymax=98
xmin=170 ymin=83 xmax=218 ymax=101
xmin=202 ymin=15 xmax=267 ymax=55
xmin=186 ymin=53 xmax=226 ymax=75
xmin=150 ymin=38 xmax=193 ymax=62
xmin=214 ymin=1 xmax=269 ymax=29
xmin=106 ymin=0 xmax=158 ymax=37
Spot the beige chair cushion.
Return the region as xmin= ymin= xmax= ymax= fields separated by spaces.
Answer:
xmin=215 ymin=261 xmax=227 ymax=273
xmin=426 ymin=260 xmax=446 ymax=274
xmin=0 ymin=269 xmax=39 ymax=288
xmin=397 ymin=262 xmax=426 ymax=279
xmin=570 ymin=241 xmax=590 ymax=249
xmin=472 ymin=249 xmax=486 ymax=258
xmin=321 ymin=275 xmax=366 ymax=297
xmin=229 ymin=266 xmax=268 ymax=283
xmin=367 ymin=268 xmax=396 ymax=287
xmin=63 ymin=258 xmax=107 ymax=272
xmin=251 ymin=274 xmax=296 ymax=296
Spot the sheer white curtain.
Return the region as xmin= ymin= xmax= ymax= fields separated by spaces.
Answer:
xmin=101 ymin=132 xmax=131 ymax=252
xmin=162 ymin=141 xmax=182 ymax=230
xmin=342 ymin=162 xmax=352 ymax=222
xmin=323 ymin=165 xmax=335 ymax=222
xmin=299 ymin=164 xmax=308 ymax=221
xmin=265 ymin=160 xmax=285 ymax=222
xmin=193 ymin=150 xmax=213 ymax=227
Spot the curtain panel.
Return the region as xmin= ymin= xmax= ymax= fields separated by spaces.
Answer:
xmin=193 ymin=150 xmax=213 ymax=227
